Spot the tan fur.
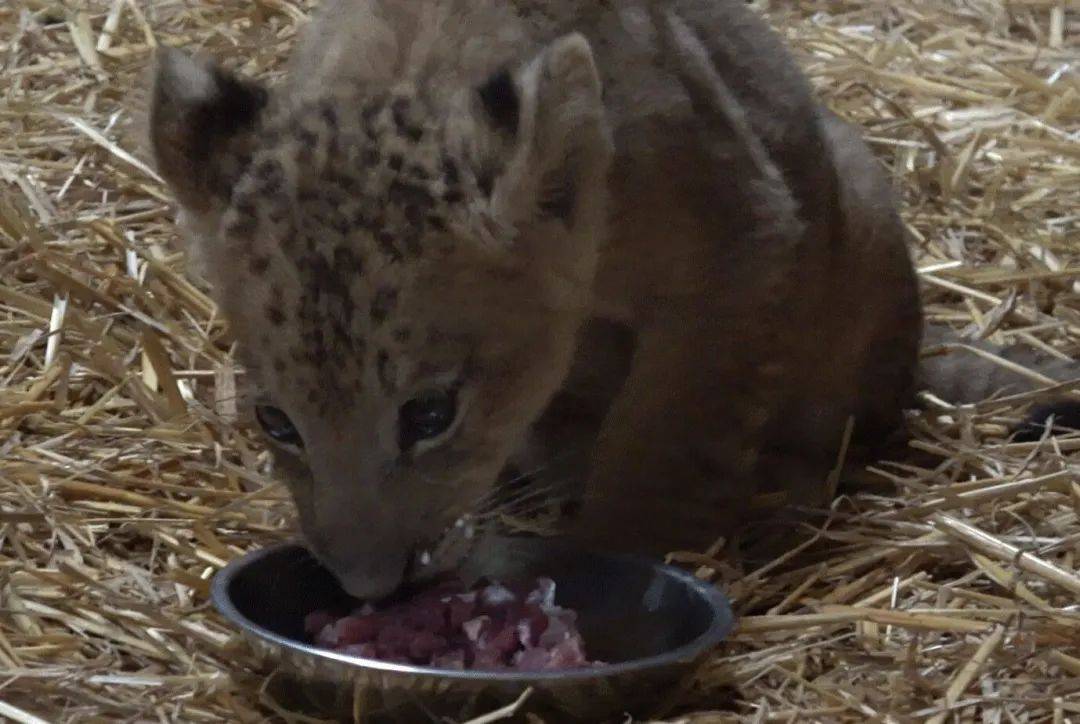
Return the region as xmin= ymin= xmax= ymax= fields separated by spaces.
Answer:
xmin=148 ymin=0 xmax=1077 ymax=597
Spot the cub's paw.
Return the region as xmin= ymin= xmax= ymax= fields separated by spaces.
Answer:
xmin=1014 ymin=400 xmax=1080 ymax=442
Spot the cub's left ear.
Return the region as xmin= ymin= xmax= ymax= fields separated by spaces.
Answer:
xmin=478 ymin=33 xmax=612 ymax=231
xmin=149 ymin=48 xmax=268 ymax=212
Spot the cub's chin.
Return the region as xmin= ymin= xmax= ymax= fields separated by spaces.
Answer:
xmin=323 ymin=551 xmax=411 ymax=601
xmin=457 ymin=532 xmax=579 ymax=587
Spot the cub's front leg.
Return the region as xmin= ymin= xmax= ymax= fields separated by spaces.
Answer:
xmin=565 ymin=311 xmax=786 ymax=556
xmin=560 ymin=6 xmax=819 ymax=557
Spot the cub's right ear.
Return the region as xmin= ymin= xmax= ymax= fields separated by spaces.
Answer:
xmin=149 ymin=48 xmax=268 ymax=212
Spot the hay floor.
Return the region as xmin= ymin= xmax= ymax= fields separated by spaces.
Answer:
xmin=1 ymin=1 xmax=1078 ymax=721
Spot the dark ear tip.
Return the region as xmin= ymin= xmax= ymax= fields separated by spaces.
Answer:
xmin=151 ymin=46 xmax=220 ymax=106
xmin=153 ymin=46 xmax=197 ymax=78
xmin=147 ymin=46 xmax=267 ymax=210
xmin=150 ymin=47 xmax=266 ymax=127
xmin=1013 ymin=399 xmax=1080 ymax=442
xmin=477 ymin=68 xmax=520 ymax=136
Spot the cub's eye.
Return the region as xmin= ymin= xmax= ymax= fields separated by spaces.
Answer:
xmin=399 ymin=389 xmax=457 ymax=450
xmin=255 ymin=405 xmax=303 ymax=447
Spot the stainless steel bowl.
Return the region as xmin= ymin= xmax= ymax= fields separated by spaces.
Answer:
xmin=211 ymin=542 xmax=734 ymax=722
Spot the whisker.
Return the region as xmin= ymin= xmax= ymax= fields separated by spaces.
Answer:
xmin=479 ymin=479 xmax=566 ymax=513
xmin=413 ymin=469 xmax=465 ymax=490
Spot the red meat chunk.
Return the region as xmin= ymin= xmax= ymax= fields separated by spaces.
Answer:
xmin=303 ymin=610 xmax=335 ymax=637
xmin=375 ymin=622 xmax=412 ymax=656
xmin=431 ymin=648 xmax=466 ymax=670
xmin=408 ymin=630 xmax=448 ymax=662
xmin=335 ymin=615 xmax=380 ymax=645
xmin=513 ymin=646 xmax=551 ymax=671
xmin=306 ymin=576 xmax=601 ymax=671
xmin=445 ymin=593 xmax=476 ymax=629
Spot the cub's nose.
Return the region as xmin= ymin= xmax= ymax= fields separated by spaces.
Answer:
xmin=309 ymin=541 xmax=411 ymax=600
xmin=336 ymin=562 xmax=407 ymax=600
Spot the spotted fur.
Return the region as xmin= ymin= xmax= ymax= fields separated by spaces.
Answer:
xmin=150 ymin=1 xmax=1079 ymax=599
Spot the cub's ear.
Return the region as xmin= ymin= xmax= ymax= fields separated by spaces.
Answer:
xmin=149 ymin=48 xmax=268 ymax=212
xmin=477 ymin=33 xmax=612 ymax=233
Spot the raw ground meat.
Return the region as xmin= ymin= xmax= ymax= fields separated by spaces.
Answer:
xmin=305 ymin=577 xmax=601 ymax=671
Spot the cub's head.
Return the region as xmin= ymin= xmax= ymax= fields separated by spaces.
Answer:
xmin=148 ymin=35 xmax=611 ymax=597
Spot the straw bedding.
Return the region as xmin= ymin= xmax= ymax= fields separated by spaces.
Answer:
xmin=0 ymin=1 xmax=1077 ymax=721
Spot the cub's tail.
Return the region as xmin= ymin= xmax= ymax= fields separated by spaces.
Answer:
xmin=917 ymin=324 xmax=1080 ymax=441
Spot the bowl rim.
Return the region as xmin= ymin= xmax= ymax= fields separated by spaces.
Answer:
xmin=211 ymin=541 xmax=735 ymax=683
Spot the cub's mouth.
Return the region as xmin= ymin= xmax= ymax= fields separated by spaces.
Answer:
xmin=406 ymin=461 xmax=560 ymax=586
xmin=315 ymin=465 xmax=555 ymax=600
xmin=409 ymin=513 xmax=481 ymax=584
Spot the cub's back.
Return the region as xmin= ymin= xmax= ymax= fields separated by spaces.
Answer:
xmin=288 ymin=0 xmax=828 ymax=173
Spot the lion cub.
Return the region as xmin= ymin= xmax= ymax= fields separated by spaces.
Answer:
xmin=148 ymin=1 xmax=1075 ymax=597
